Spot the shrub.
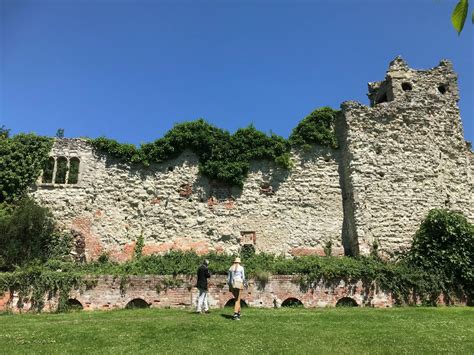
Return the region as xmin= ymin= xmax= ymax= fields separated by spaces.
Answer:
xmin=289 ymin=107 xmax=339 ymax=149
xmin=0 ymin=197 xmax=56 ymax=271
xmin=406 ymin=209 xmax=474 ymax=301
xmin=0 ymin=133 xmax=53 ymax=202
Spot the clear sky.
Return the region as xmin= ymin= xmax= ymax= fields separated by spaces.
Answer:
xmin=1 ymin=0 xmax=473 ymax=144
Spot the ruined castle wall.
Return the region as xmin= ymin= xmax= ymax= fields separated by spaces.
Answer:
xmin=32 ymin=140 xmax=344 ymax=260
xmin=340 ymin=59 xmax=473 ymax=256
xmin=29 ymin=58 xmax=473 ymax=259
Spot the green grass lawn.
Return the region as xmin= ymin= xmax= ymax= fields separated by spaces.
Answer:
xmin=0 ymin=307 xmax=473 ymax=354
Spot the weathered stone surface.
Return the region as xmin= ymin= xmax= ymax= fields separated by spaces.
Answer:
xmin=32 ymin=142 xmax=344 ymax=260
xmin=340 ymin=57 xmax=473 ymax=256
xmin=30 ymin=58 xmax=473 ymax=259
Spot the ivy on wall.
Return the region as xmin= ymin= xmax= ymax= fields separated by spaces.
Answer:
xmin=0 ymin=132 xmax=53 ymax=202
xmin=90 ymin=107 xmax=340 ymax=186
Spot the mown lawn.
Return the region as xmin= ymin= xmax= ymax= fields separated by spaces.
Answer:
xmin=0 ymin=307 xmax=473 ymax=354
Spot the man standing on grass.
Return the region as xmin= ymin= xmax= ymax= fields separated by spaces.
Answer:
xmin=196 ymin=259 xmax=211 ymax=314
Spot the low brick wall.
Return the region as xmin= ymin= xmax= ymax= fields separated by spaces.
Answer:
xmin=0 ymin=275 xmax=397 ymax=312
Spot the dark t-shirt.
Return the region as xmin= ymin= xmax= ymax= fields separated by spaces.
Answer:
xmin=196 ymin=264 xmax=211 ymax=289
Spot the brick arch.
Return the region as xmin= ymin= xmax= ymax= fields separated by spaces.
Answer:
xmin=125 ymin=298 xmax=150 ymax=309
xmin=335 ymin=296 xmax=358 ymax=307
xmin=66 ymin=298 xmax=83 ymax=310
xmin=281 ymin=297 xmax=304 ymax=308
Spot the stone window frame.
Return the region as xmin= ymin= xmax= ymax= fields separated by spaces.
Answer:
xmin=240 ymin=231 xmax=256 ymax=246
xmin=41 ymin=156 xmax=81 ymax=186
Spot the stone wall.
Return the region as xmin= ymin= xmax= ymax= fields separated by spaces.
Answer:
xmin=32 ymin=141 xmax=344 ymax=261
xmin=30 ymin=57 xmax=473 ymax=259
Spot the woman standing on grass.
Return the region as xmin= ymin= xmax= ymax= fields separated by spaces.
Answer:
xmin=228 ymin=257 xmax=245 ymax=320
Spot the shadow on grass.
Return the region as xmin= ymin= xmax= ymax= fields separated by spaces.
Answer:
xmin=220 ymin=313 xmax=234 ymax=320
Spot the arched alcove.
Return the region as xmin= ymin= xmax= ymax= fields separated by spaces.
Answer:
xmin=281 ymin=298 xmax=304 ymax=308
xmin=125 ymin=298 xmax=150 ymax=309
xmin=336 ymin=297 xmax=358 ymax=307
xmin=42 ymin=157 xmax=55 ymax=183
xmin=68 ymin=157 xmax=80 ymax=184
xmin=66 ymin=299 xmax=83 ymax=310
xmin=55 ymin=157 xmax=68 ymax=184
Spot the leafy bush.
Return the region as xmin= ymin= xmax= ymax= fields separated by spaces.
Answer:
xmin=289 ymin=107 xmax=339 ymax=149
xmin=0 ymin=197 xmax=71 ymax=271
xmin=0 ymin=133 xmax=53 ymax=202
xmin=406 ymin=209 xmax=474 ymax=301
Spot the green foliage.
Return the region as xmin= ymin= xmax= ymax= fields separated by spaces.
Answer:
xmin=406 ymin=209 xmax=474 ymax=301
xmin=0 ymin=133 xmax=53 ymax=202
xmin=134 ymin=235 xmax=145 ymax=260
xmin=289 ymin=107 xmax=339 ymax=149
xmin=451 ymin=0 xmax=471 ymax=34
xmin=0 ymin=125 xmax=10 ymax=139
xmin=0 ymin=197 xmax=65 ymax=271
xmin=158 ymin=276 xmax=184 ymax=292
xmin=55 ymin=129 xmax=65 ymax=139
xmin=90 ymin=111 xmax=338 ymax=186
xmin=240 ymin=244 xmax=256 ymax=260
xmin=323 ymin=240 xmax=333 ymax=257
xmin=0 ymin=264 xmax=82 ymax=312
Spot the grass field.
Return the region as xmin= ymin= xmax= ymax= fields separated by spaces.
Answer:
xmin=1 ymin=307 xmax=473 ymax=354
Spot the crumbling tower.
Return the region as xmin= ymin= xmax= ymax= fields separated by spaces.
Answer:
xmin=339 ymin=56 xmax=473 ymax=257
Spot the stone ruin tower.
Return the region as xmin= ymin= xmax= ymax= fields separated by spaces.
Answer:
xmin=338 ymin=56 xmax=473 ymax=256
xmin=32 ymin=57 xmax=473 ymax=261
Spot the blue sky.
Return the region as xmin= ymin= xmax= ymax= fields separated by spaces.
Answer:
xmin=1 ymin=0 xmax=473 ymax=144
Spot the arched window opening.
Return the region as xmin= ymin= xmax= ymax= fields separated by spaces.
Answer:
xmin=66 ymin=299 xmax=83 ymax=311
xmin=281 ymin=298 xmax=304 ymax=308
xmin=224 ymin=299 xmax=248 ymax=308
xmin=55 ymin=157 xmax=68 ymax=184
xmin=125 ymin=298 xmax=150 ymax=309
xmin=42 ymin=157 xmax=55 ymax=183
xmin=68 ymin=157 xmax=80 ymax=184
xmin=336 ymin=297 xmax=358 ymax=307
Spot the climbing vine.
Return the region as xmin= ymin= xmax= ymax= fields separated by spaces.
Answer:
xmin=90 ymin=108 xmax=339 ymax=186
xmin=0 ymin=132 xmax=53 ymax=202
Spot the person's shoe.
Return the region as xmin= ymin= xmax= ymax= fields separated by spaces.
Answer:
xmin=204 ymin=310 xmax=211 ymax=314
xmin=232 ymin=313 xmax=239 ymax=320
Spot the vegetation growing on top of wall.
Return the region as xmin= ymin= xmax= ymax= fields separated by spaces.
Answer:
xmin=0 ymin=128 xmax=53 ymax=202
xmin=90 ymin=107 xmax=339 ymax=186
xmin=289 ymin=107 xmax=339 ymax=149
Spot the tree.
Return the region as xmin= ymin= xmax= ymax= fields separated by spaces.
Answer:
xmin=0 ymin=126 xmax=10 ymax=139
xmin=451 ymin=0 xmax=473 ymax=34
xmin=55 ymin=128 xmax=65 ymax=138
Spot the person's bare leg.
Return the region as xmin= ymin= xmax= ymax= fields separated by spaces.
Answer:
xmin=233 ymin=288 xmax=241 ymax=314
